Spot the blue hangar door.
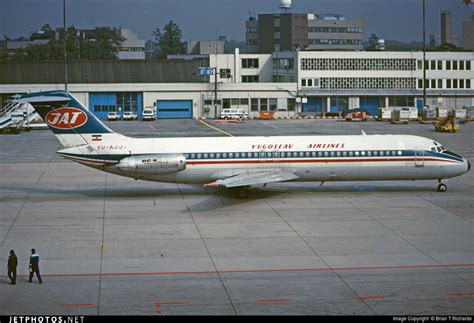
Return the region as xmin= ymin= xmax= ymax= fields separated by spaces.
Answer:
xmin=90 ymin=93 xmax=143 ymax=120
xmin=156 ymin=100 xmax=193 ymax=119
xmin=360 ymin=97 xmax=380 ymax=117
xmin=303 ymin=98 xmax=322 ymax=112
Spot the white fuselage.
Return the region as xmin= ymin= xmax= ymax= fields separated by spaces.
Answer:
xmin=58 ymin=133 xmax=470 ymax=185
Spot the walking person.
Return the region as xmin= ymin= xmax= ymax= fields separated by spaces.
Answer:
xmin=28 ymin=249 xmax=42 ymax=284
xmin=7 ymin=250 xmax=18 ymax=285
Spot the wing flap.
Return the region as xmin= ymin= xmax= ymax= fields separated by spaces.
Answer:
xmin=205 ymin=170 xmax=298 ymax=188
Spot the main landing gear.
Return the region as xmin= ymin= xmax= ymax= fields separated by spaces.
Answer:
xmin=437 ymin=180 xmax=447 ymax=192
xmin=231 ymin=186 xmax=250 ymax=199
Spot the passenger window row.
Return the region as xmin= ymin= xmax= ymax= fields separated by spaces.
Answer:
xmin=184 ymin=150 xmax=405 ymax=160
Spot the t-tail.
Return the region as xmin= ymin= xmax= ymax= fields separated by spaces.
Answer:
xmin=19 ymin=90 xmax=125 ymax=147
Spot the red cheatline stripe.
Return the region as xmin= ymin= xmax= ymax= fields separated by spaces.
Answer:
xmin=256 ymin=299 xmax=292 ymax=303
xmin=31 ymin=263 xmax=474 ymax=278
xmin=447 ymin=292 xmax=474 ymax=297
xmin=60 ymin=304 xmax=96 ymax=307
xmin=355 ymin=296 xmax=385 ymax=300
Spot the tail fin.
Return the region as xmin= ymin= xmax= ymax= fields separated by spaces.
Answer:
xmin=20 ymin=90 xmax=122 ymax=147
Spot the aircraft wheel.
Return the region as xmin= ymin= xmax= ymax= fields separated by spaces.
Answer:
xmin=237 ymin=188 xmax=248 ymax=199
xmin=437 ymin=183 xmax=447 ymax=192
xmin=232 ymin=187 xmax=249 ymax=199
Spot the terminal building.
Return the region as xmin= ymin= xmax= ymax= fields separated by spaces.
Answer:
xmin=0 ymin=50 xmax=473 ymax=120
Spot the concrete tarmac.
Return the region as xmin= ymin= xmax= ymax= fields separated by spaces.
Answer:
xmin=1 ymin=119 xmax=473 ymax=315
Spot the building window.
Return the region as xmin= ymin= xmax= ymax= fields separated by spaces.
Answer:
xmin=437 ymin=60 xmax=443 ymax=70
xmin=467 ymin=79 xmax=471 ymax=89
xmin=269 ymin=98 xmax=277 ymax=111
xmin=438 ymin=79 xmax=443 ymax=89
xmin=242 ymin=75 xmax=259 ymax=83
xmin=388 ymin=97 xmax=414 ymax=107
xmin=260 ymin=98 xmax=268 ymax=111
xmin=446 ymin=61 xmax=451 ymax=70
xmin=223 ymin=98 xmax=231 ymax=109
xmin=242 ymin=58 xmax=259 ymax=68
xmin=418 ymin=79 xmax=423 ymax=89
xmin=219 ymin=68 xmax=231 ymax=78
xmin=240 ymin=98 xmax=249 ymax=105
xmin=301 ymin=58 xmax=416 ymax=71
xmin=466 ymin=61 xmax=471 ymax=70
xmin=287 ymin=98 xmax=296 ymax=111
xmin=447 ymin=79 xmax=452 ymax=89
xmin=251 ymin=98 xmax=259 ymax=111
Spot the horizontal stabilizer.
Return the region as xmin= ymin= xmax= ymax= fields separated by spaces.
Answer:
xmin=14 ymin=96 xmax=71 ymax=103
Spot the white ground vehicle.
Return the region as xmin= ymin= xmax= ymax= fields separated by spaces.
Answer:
xmin=123 ymin=111 xmax=138 ymax=121
xmin=220 ymin=108 xmax=248 ymax=120
xmin=142 ymin=108 xmax=157 ymax=121
xmin=107 ymin=112 xmax=120 ymax=121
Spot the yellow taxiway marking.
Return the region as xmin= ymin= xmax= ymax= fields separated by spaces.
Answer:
xmin=198 ymin=119 xmax=234 ymax=137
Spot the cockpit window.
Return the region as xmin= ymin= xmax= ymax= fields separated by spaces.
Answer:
xmin=431 ymin=147 xmax=437 ymax=152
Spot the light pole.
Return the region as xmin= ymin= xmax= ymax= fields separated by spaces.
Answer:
xmin=422 ymin=0 xmax=426 ymax=107
xmin=63 ymin=0 xmax=68 ymax=92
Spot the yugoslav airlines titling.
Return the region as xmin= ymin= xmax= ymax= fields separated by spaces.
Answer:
xmin=20 ymin=90 xmax=470 ymax=198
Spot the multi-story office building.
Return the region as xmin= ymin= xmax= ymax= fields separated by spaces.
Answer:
xmin=273 ymin=50 xmax=473 ymax=115
xmin=245 ymin=13 xmax=363 ymax=53
xmin=117 ymin=29 xmax=145 ymax=60
xmin=187 ymin=40 xmax=224 ymax=55
xmin=463 ymin=14 xmax=474 ymax=50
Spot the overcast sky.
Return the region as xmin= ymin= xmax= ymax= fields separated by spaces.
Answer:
xmin=0 ymin=0 xmax=472 ymax=42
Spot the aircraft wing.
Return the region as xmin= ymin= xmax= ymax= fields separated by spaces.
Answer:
xmin=205 ymin=170 xmax=299 ymax=188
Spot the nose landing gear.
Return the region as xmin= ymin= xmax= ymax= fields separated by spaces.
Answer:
xmin=437 ymin=180 xmax=447 ymax=192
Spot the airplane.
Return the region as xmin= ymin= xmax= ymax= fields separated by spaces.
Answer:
xmin=19 ymin=90 xmax=470 ymax=198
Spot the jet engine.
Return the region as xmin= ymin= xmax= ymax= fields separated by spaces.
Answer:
xmin=115 ymin=154 xmax=186 ymax=175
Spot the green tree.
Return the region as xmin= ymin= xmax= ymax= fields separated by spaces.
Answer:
xmin=6 ymin=26 xmax=124 ymax=61
xmin=434 ymin=42 xmax=465 ymax=52
xmin=153 ymin=21 xmax=186 ymax=59
xmin=366 ymin=33 xmax=379 ymax=51
xmin=0 ymin=46 xmax=8 ymax=60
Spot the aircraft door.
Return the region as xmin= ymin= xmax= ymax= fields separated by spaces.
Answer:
xmin=415 ymin=150 xmax=424 ymax=167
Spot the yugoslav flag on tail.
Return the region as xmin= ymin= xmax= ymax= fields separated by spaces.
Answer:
xmin=20 ymin=90 xmax=124 ymax=147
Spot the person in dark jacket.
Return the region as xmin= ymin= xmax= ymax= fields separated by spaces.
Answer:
xmin=7 ymin=250 xmax=18 ymax=285
xmin=29 ymin=248 xmax=42 ymax=284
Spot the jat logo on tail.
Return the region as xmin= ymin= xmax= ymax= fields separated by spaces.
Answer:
xmin=45 ymin=107 xmax=88 ymax=129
